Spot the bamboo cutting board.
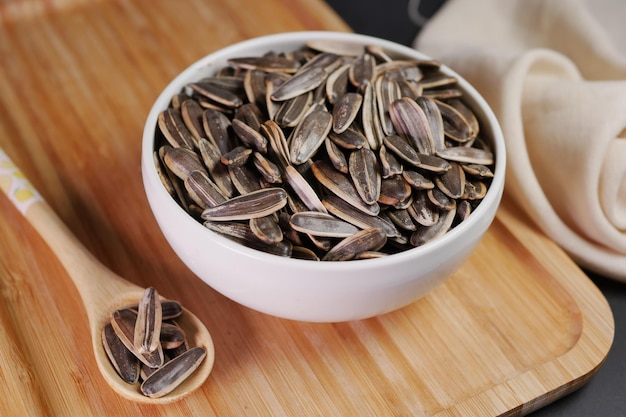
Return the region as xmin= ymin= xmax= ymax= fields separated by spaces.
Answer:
xmin=0 ymin=0 xmax=614 ymax=416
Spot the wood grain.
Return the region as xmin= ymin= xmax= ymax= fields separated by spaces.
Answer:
xmin=0 ymin=0 xmax=613 ymax=415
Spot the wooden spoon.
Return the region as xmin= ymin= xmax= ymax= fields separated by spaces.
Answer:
xmin=0 ymin=148 xmax=214 ymax=403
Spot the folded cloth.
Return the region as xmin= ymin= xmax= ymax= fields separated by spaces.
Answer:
xmin=414 ymin=0 xmax=626 ymax=281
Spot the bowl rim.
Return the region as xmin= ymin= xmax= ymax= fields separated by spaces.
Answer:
xmin=142 ymin=31 xmax=506 ymax=271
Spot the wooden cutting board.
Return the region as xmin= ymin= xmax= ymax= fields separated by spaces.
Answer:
xmin=0 ymin=0 xmax=614 ymax=416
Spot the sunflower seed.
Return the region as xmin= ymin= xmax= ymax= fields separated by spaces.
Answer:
xmin=322 ymin=194 xmax=400 ymax=237
xmin=154 ymin=151 xmax=176 ymax=198
xmin=422 ymin=88 xmax=463 ymax=100
xmin=376 ymin=75 xmax=401 ymax=135
xmin=436 ymin=146 xmax=494 ymax=165
xmin=415 ymin=153 xmax=451 ymax=173
xmin=428 ymin=188 xmax=456 ymax=211
xmin=283 ymin=165 xmax=327 ymax=213
xmin=199 ymin=75 xmax=244 ymax=94
xmin=271 ymin=66 xmax=327 ymax=101
xmin=229 ymin=164 xmax=262 ymax=194
xmin=462 ymin=163 xmax=494 ymax=178
xmin=378 ymin=144 xmax=403 ymax=178
xmin=202 ymin=108 xmax=233 ymax=155
xmin=204 ymin=220 xmax=259 ymax=241
xmin=185 ymin=170 xmax=228 ymax=209
xmin=170 ymin=94 xmax=187 ymax=110
xmin=291 ymin=246 xmax=321 ymax=261
xmin=135 ymin=291 xmax=164 ymax=354
xmin=197 ymin=138 xmax=234 ymax=198
xmin=328 ymin=128 xmax=367 ymax=150
xmin=221 ymin=146 xmax=253 ymax=166
xmin=434 ymin=162 xmax=465 ymax=199
xmin=232 ymin=119 xmax=268 ymax=153
xmin=159 ymin=321 xmax=186 ymax=350
xmin=389 ymin=97 xmax=435 ymax=155
xmin=189 ymin=82 xmax=243 ymax=108
xmin=410 ymin=207 xmax=456 ymax=246
xmin=162 ymin=146 xmax=206 ymax=181
xmin=323 ymin=228 xmax=387 ymax=261
xmin=325 ymin=137 xmax=349 ymax=174
xmin=180 ymin=99 xmax=205 ymax=143
xmin=102 ymin=323 xmax=140 ymax=384
xmin=383 ymin=135 xmax=421 ymax=166
xmin=140 ymin=363 xmax=159 ymax=382
xmin=325 ymin=64 xmax=351 ymax=104
xmin=250 ymin=215 xmax=283 ymax=243
xmin=252 ymin=152 xmax=282 ymax=184
xmin=312 ymin=160 xmax=380 ymax=216
xmin=158 ymin=108 xmax=195 ymax=149
xmin=289 ymin=109 xmax=333 ymax=164
xmin=111 ymin=308 xmax=164 ymax=368
xmin=300 ymin=52 xmax=343 ymax=74
xmin=408 ymin=191 xmax=439 ymax=226
xmin=159 ymin=301 xmax=183 ymax=320
xmin=332 ymin=92 xmax=362 ymax=134
xmin=140 ymin=347 xmax=207 ymax=398
xmin=378 ymin=175 xmax=412 ymax=207
xmin=386 ymin=208 xmax=417 ymax=231
xmin=201 ymin=187 xmax=288 ymax=221
xmin=228 ymin=56 xmax=301 ymax=73
xmin=274 ymin=91 xmax=313 ymax=127
xmin=402 ymin=170 xmax=434 ymax=190
xmin=376 ymin=60 xmax=423 ymax=80
xmin=244 ymin=70 xmax=269 ymax=109
xmin=349 ymin=147 xmax=381 ymax=205
xmin=159 ymin=147 xmax=191 ymax=211
xmin=462 ymin=179 xmax=488 ymax=200
xmin=349 ymin=53 xmax=376 ymax=88
xmin=456 ymin=200 xmax=472 ymax=223
xmin=290 ymin=211 xmax=360 ymax=238
xmin=264 ymin=72 xmax=289 ymax=120
xmin=436 ymin=99 xmax=475 ymax=143
xmin=447 ymin=98 xmax=479 ymax=137
xmin=261 ymin=120 xmax=290 ymax=167
xmin=361 ymin=80 xmax=384 ymax=149
xmin=235 ymin=102 xmax=265 ymax=132
xmin=420 ymin=73 xmax=457 ymax=89
xmin=398 ymin=79 xmax=423 ymax=100
xmin=416 ymin=96 xmax=445 ymax=153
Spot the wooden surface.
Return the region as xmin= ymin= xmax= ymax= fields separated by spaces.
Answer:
xmin=0 ymin=0 xmax=614 ymax=415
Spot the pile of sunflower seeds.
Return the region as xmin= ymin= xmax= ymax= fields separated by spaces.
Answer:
xmin=153 ymin=40 xmax=495 ymax=261
xmin=102 ymin=287 xmax=206 ymax=398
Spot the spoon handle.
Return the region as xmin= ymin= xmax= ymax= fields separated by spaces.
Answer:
xmin=0 ymin=148 xmax=137 ymax=315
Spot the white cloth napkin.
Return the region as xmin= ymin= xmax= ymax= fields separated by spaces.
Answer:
xmin=414 ymin=0 xmax=626 ymax=281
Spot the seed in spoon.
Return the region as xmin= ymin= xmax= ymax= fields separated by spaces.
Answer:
xmin=160 ymin=321 xmax=186 ymax=350
xmin=102 ymin=323 xmax=140 ymax=384
xmin=111 ymin=308 xmax=165 ymax=368
xmin=140 ymin=347 xmax=207 ymax=398
xmin=134 ymin=287 xmax=162 ymax=354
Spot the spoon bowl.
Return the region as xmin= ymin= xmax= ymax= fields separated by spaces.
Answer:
xmin=0 ymin=148 xmax=214 ymax=403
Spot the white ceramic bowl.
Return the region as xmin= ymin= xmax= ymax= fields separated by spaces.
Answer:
xmin=142 ymin=31 xmax=506 ymax=322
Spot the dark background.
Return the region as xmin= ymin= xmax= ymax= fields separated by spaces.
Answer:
xmin=324 ymin=0 xmax=626 ymax=415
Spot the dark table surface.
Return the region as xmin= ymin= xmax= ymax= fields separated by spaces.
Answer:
xmin=324 ymin=0 xmax=626 ymax=415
